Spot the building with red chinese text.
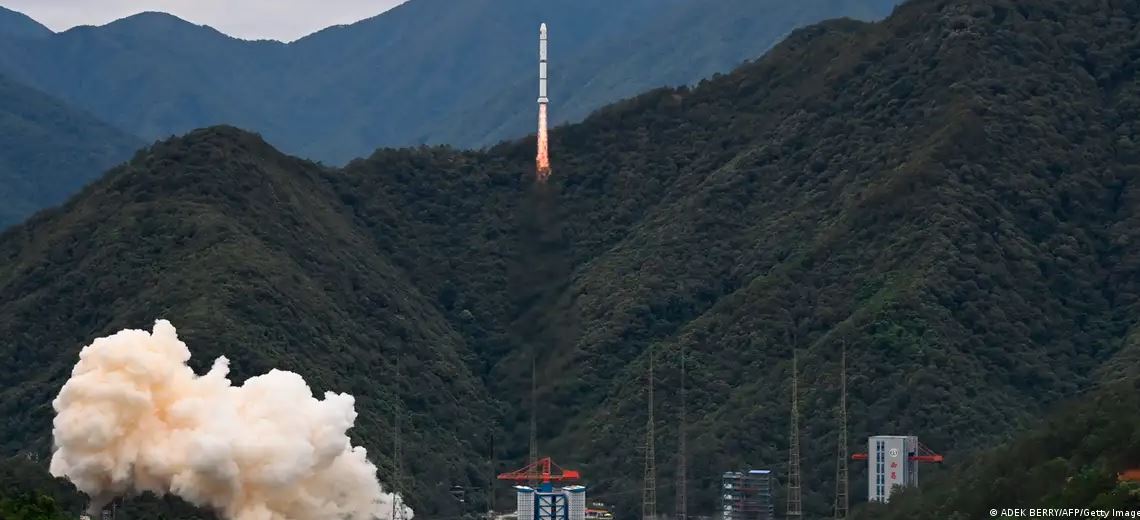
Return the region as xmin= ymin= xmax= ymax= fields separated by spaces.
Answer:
xmin=868 ymin=435 xmax=919 ymax=503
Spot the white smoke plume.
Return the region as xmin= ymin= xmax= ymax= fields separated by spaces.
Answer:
xmin=50 ymin=320 xmax=414 ymax=520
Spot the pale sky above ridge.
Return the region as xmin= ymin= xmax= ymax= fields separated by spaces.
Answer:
xmin=1 ymin=0 xmax=409 ymax=42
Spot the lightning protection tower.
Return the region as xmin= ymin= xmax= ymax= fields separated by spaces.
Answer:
xmin=786 ymin=344 xmax=802 ymax=519
xmin=392 ymin=356 xmax=408 ymax=520
xmin=834 ymin=341 xmax=849 ymax=519
xmin=529 ymin=354 xmax=539 ymax=488
xmin=675 ymin=344 xmax=687 ymax=520
xmin=642 ymin=347 xmax=657 ymax=520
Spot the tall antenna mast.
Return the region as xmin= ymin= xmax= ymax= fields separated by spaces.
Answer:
xmin=834 ymin=340 xmax=849 ymax=519
xmin=529 ymin=354 xmax=539 ymax=488
xmin=675 ymin=344 xmax=687 ymax=520
xmin=392 ymin=356 xmax=407 ymax=520
xmin=489 ymin=431 xmax=497 ymax=516
xmin=642 ymin=347 xmax=657 ymax=520
xmin=786 ymin=333 xmax=802 ymax=519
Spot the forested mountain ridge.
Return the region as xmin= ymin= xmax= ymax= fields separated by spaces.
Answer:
xmin=0 ymin=74 xmax=141 ymax=228
xmin=0 ymin=0 xmax=900 ymax=165
xmin=0 ymin=127 xmax=498 ymax=518
xmin=498 ymin=0 xmax=1140 ymax=512
xmin=2 ymin=0 xmax=1140 ymax=518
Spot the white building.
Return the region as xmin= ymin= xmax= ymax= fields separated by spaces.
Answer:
xmin=514 ymin=484 xmax=587 ymax=520
xmin=867 ymin=435 xmax=919 ymax=503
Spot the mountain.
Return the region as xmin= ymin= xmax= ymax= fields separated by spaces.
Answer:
xmin=0 ymin=126 xmax=498 ymax=517
xmin=0 ymin=75 xmax=141 ymax=229
xmin=0 ymin=6 xmax=51 ymax=39
xmin=0 ymin=12 xmax=287 ymax=141
xmin=2 ymin=0 xmax=1140 ymax=518
xmin=0 ymin=0 xmax=900 ymax=166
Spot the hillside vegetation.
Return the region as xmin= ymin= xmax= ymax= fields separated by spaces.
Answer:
xmin=0 ymin=128 xmax=497 ymax=518
xmin=856 ymin=378 xmax=1140 ymax=519
xmin=0 ymin=456 xmax=213 ymax=520
xmin=1 ymin=0 xmax=1140 ymax=518
xmin=0 ymin=75 xmax=141 ymax=229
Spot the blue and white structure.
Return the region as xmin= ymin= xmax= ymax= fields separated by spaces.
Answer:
xmin=514 ymin=483 xmax=587 ymax=520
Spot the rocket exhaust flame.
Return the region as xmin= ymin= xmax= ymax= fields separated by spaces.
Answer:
xmin=537 ymin=104 xmax=550 ymax=182
xmin=49 ymin=320 xmax=414 ymax=520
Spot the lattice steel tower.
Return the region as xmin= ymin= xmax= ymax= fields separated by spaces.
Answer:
xmin=786 ymin=347 xmax=802 ymax=519
xmin=675 ymin=344 xmax=687 ymax=520
xmin=834 ymin=341 xmax=849 ymax=519
xmin=529 ymin=354 xmax=539 ymax=488
xmin=642 ymin=347 xmax=657 ymax=520
xmin=489 ymin=431 xmax=497 ymax=515
xmin=392 ymin=357 xmax=408 ymax=520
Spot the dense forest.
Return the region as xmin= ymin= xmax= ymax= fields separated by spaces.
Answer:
xmin=1 ymin=0 xmax=1140 ymax=518
xmin=857 ymin=378 xmax=1140 ymax=519
xmin=0 ymin=456 xmax=213 ymax=520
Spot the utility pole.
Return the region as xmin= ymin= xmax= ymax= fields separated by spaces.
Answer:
xmin=834 ymin=340 xmax=849 ymax=519
xmin=786 ymin=333 xmax=802 ymax=519
xmin=675 ymin=344 xmax=687 ymax=520
xmin=529 ymin=353 xmax=539 ymax=488
xmin=643 ymin=347 xmax=657 ymax=520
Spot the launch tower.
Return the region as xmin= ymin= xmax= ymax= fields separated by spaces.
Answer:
xmin=852 ymin=435 xmax=944 ymax=503
xmin=500 ymin=457 xmax=585 ymax=520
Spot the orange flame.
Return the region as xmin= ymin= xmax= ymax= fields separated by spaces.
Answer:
xmin=537 ymin=103 xmax=551 ymax=182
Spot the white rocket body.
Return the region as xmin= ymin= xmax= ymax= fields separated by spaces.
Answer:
xmin=538 ymin=23 xmax=549 ymax=104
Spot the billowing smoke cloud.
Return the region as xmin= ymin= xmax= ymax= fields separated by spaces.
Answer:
xmin=50 ymin=320 xmax=414 ymax=520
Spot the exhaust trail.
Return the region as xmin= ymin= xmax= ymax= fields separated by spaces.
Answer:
xmin=537 ymin=104 xmax=551 ymax=182
xmin=49 ymin=320 xmax=414 ymax=520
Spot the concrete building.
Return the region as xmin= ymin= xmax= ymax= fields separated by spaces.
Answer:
xmin=867 ymin=435 xmax=919 ymax=503
xmin=721 ymin=470 xmax=773 ymax=520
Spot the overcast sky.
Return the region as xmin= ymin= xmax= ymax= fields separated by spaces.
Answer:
xmin=1 ymin=0 xmax=409 ymax=41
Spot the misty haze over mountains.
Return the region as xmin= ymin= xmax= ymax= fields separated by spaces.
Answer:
xmin=0 ymin=0 xmax=409 ymax=42
xmin=0 ymin=0 xmax=899 ymax=163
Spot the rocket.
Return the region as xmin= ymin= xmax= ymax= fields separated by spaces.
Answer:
xmin=538 ymin=22 xmax=549 ymax=104
xmin=536 ymin=22 xmax=551 ymax=181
